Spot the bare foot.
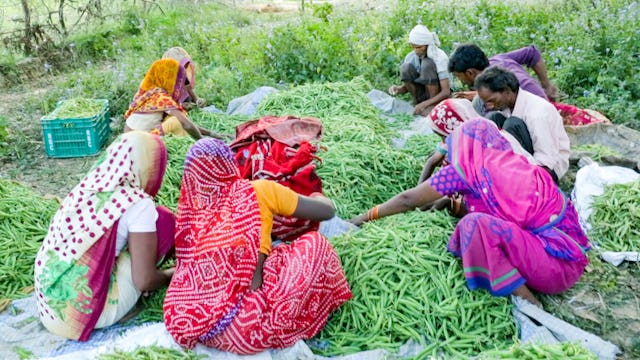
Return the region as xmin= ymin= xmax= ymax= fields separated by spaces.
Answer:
xmin=512 ymin=284 xmax=542 ymax=308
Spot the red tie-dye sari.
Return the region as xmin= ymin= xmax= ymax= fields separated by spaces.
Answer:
xmin=164 ymin=139 xmax=351 ymax=354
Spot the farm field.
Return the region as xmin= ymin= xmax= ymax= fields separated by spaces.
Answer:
xmin=0 ymin=0 xmax=639 ymax=359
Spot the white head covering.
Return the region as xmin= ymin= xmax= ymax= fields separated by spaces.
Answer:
xmin=408 ymin=25 xmax=440 ymax=47
xmin=408 ymin=25 xmax=443 ymax=62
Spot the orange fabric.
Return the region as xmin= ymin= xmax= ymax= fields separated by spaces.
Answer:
xmin=251 ymin=180 xmax=298 ymax=255
xmin=140 ymin=58 xmax=180 ymax=94
xmin=124 ymin=59 xmax=186 ymax=119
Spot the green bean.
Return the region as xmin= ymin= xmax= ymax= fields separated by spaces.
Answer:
xmin=589 ymin=179 xmax=640 ymax=251
xmin=0 ymin=179 xmax=59 ymax=310
xmin=97 ymin=344 xmax=205 ymax=360
xmin=42 ymin=98 xmax=105 ymax=120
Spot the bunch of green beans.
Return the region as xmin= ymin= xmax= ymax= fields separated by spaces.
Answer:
xmin=155 ymin=135 xmax=195 ymax=212
xmin=589 ymin=179 xmax=640 ymax=252
xmin=188 ymin=111 xmax=251 ymax=135
xmin=0 ymin=179 xmax=59 ymax=310
xmin=317 ymin=141 xmax=430 ymax=218
xmin=571 ymin=144 xmax=621 ymax=162
xmin=476 ymin=341 xmax=597 ymax=359
xmin=42 ymin=98 xmax=105 ymax=120
xmin=256 ymin=79 xmax=440 ymax=219
xmin=127 ymin=288 xmax=167 ymax=324
xmin=97 ymin=345 xmax=205 ymax=360
xmin=257 ymin=77 xmax=381 ymax=121
xmin=314 ymin=211 xmax=516 ymax=358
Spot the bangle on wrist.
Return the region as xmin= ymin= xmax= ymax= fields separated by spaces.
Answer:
xmin=367 ymin=205 xmax=380 ymax=221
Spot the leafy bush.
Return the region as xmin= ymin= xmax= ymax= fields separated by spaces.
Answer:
xmin=6 ymin=0 xmax=640 ymax=131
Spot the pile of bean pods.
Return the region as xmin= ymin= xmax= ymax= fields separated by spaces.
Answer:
xmin=256 ymin=77 xmax=439 ymax=219
xmin=97 ymin=345 xmax=204 ymax=360
xmin=314 ymin=211 xmax=516 ymax=357
xmin=476 ymin=341 xmax=597 ymax=359
xmin=42 ymin=98 xmax=105 ymax=120
xmin=571 ymin=143 xmax=621 ymax=162
xmin=155 ymin=135 xmax=195 ymax=212
xmin=589 ymin=179 xmax=640 ymax=252
xmin=0 ymin=179 xmax=59 ymax=311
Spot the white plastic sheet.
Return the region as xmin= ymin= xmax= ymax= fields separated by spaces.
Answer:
xmin=511 ymin=296 xmax=620 ymax=360
xmin=366 ymin=89 xmax=414 ymax=115
xmin=572 ymin=162 xmax=639 ymax=233
xmin=226 ymin=86 xmax=279 ymax=116
xmin=572 ymin=162 xmax=640 ymax=265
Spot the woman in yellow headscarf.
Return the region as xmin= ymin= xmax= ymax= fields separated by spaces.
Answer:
xmin=162 ymin=47 xmax=206 ymax=109
xmin=124 ymin=58 xmax=212 ymax=139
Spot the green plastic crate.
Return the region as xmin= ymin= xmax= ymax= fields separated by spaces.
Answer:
xmin=41 ymin=99 xmax=111 ymax=158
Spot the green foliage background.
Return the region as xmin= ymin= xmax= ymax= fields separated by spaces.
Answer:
xmin=2 ymin=0 xmax=637 ymax=129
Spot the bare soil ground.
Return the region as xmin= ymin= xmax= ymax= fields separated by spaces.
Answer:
xmin=0 ymin=77 xmax=107 ymax=198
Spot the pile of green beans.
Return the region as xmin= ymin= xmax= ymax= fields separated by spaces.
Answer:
xmin=589 ymin=179 xmax=640 ymax=252
xmin=127 ymin=288 xmax=167 ymax=324
xmin=188 ymin=111 xmax=250 ymax=135
xmin=0 ymin=179 xmax=59 ymax=310
xmin=97 ymin=345 xmax=205 ymax=360
xmin=256 ymin=79 xmax=440 ymax=219
xmin=476 ymin=341 xmax=597 ymax=359
xmin=315 ymin=211 xmax=516 ymax=357
xmin=155 ymin=135 xmax=195 ymax=212
xmin=571 ymin=144 xmax=621 ymax=162
xmin=42 ymin=98 xmax=105 ymax=120
xmin=257 ymin=77 xmax=381 ymax=121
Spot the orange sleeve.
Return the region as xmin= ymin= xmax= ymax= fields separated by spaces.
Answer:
xmin=251 ymin=180 xmax=299 ymax=255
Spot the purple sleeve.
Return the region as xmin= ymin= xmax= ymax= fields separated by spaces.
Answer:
xmin=428 ymin=165 xmax=466 ymax=196
xmin=493 ymin=45 xmax=542 ymax=68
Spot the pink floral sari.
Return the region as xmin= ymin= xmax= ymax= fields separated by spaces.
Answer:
xmin=443 ymin=118 xmax=590 ymax=295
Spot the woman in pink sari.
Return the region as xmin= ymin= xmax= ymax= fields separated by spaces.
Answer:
xmin=34 ymin=131 xmax=175 ymax=340
xmin=351 ymin=118 xmax=590 ymax=306
xmin=163 ymin=138 xmax=351 ymax=354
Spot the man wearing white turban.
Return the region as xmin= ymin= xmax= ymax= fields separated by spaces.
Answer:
xmin=388 ymin=25 xmax=452 ymax=116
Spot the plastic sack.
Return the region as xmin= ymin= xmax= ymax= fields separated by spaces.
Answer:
xmin=226 ymin=86 xmax=279 ymax=116
xmin=367 ymin=89 xmax=414 ymax=115
xmin=572 ymin=162 xmax=639 ymax=233
xmin=566 ymin=123 xmax=640 ymax=170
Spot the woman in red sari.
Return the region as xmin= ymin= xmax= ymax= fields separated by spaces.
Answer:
xmin=163 ymin=138 xmax=352 ymax=354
